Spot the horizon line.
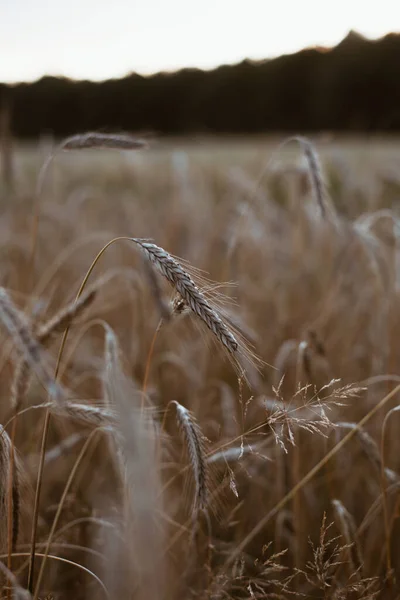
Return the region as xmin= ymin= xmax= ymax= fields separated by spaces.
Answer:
xmin=2 ymin=28 xmax=391 ymax=88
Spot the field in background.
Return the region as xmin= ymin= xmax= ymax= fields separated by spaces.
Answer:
xmin=1 ymin=136 xmax=400 ymax=598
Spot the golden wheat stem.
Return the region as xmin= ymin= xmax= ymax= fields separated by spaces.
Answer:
xmin=33 ymin=428 xmax=103 ymax=600
xmin=29 ymin=132 xmax=146 ymax=292
xmin=7 ymin=420 xmax=18 ymax=580
xmin=27 ymin=410 xmax=50 ymax=593
xmin=4 ymin=552 xmax=109 ymax=599
xmin=380 ymin=406 xmax=400 ymax=582
xmin=142 ymin=320 xmax=162 ymax=409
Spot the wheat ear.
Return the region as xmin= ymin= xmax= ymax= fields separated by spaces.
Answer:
xmin=0 ymin=288 xmax=64 ymax=402
xmin=295 ymin=136 xmax=337 ymax=222
xmin=337 ymin=422 xmax=398 ymax=482
xmin=62 ymin=132 xmax=147 ymax=151
xmin=132 ymin=240 xmax=239 ymax=355
xmin=11 ymin=359 xmax=30 ymax=413
xmin=10 ymin=286 xmax=97 ymax=414
xmin=332 ymin=499 xmax=363 ymax=577
xmin=172 ymin=401 xmax=208 ymax=515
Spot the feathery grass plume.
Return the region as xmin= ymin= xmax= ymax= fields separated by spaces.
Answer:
xmin=265 ymin=381 xmax=335 ymax=453
xmin=0 ymin=288 xmax=65 ymax=403
xmin=36 ymin=285 xmax=98 ymax=344
xmin=103 ymin=326 xmax=164 ymax=600
xmin=131 ymin=239 xmax=239 ymax=355
xmin=62 ymin=131 xmax=148 ymax=151
xmin=172 ymin=400 xmax=208 ymax=516
xmin=296 ymin=514 xmax=380 ymax=598
xmin=332 ymin=499 xmax=363 ymax=577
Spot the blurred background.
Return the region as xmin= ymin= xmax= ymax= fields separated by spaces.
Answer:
xmin=3 ymin=3 xmax=400 ymax=599
xmin=1 ymin=0 xmax=399 ymax=139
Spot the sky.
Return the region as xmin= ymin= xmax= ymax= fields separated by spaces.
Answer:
xmin=1 ymin=0 xmax=398 ymax=83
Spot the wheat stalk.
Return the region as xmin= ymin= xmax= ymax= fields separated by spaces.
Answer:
xmin=288 ymin=136 xmax=338 ymax=222
xmin=103 ymin=326 xmax=164 ymax=600
xmin=0 ymin=426 xmax=21 ymax=553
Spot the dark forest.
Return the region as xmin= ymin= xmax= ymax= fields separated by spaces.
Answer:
xmin=3 ymin=30 xmax=400 ymax=138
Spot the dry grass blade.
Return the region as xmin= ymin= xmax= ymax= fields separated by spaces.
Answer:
xmin=172 ymin=400 xmax=208 ymax=515
xmin=132 ymin=239 xmax=239 ymax=355
xmin=0 ymin=288 xmax=65 ymax=402
xmin=62 ymin=132 xmax=148 ymax=151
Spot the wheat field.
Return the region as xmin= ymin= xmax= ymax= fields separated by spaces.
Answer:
xmin=0 ymin=134 xmax=400 ymax=599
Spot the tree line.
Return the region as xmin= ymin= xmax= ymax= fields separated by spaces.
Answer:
xmin=2 ymin=31 xmax=400 ymax=138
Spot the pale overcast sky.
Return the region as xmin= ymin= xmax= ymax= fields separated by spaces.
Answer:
xmin=1 ymin=0 xmax=398 ymax=83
